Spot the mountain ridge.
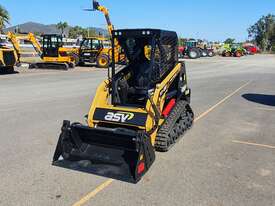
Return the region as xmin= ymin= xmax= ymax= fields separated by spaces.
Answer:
xmin=3 ymin=21 xmax=107 ymax=37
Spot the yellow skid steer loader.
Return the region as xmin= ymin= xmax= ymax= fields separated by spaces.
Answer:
xmin=53 ymin=29 xmax=194 ymax=183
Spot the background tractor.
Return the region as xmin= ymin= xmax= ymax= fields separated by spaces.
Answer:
xmin=197 ymin=41 xmax=215 ymax=57
xmin=222 ymin=43 xmax=246 ymax=57
xmin=231 ymin=43 xmax=246 ymax=57
xmin=179 ymin=40 xmax=214 ymax=59
xmin=221 ymin=44 xmax=232 ymax=57
xmin=180 ymin=40 xmax=201 ymax=59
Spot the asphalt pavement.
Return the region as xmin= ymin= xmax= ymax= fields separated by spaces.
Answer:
xmin=0 ymin=55 xmax=274 ymax=206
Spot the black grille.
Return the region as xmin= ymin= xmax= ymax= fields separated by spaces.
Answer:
xmin=3 ymin=51 xmax=16 ymax=66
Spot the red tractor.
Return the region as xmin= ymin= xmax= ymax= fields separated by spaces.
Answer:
xmin=178 ymin=40 xmax=215 ymax=59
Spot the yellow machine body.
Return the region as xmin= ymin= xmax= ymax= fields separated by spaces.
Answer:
xmin=87 ymin=62 xmax=186 ymax=146
xmin=0 ymin=46 xmax=18 ymax=73
xmin=42 ymin=47 xmax=79 ymax=64
xmin=53 ymin=28 xmax=193 ymax=183
xmin=79 ymin=36 xmax=124 ymax=68
xmin=8 ymin=32 xmax=79 ymax=69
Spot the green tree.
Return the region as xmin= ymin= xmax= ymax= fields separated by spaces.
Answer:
xmin=248 ymin=14 xmax=275 ymax=51
xmin=56 ymin=21 xmax=68 ymax=36
xmin=0 ymin=5 xmax=10 ymax=33
xmin=178 ymin=38 xmax=186 ymax=47
xmin=224 ymin=38 xmax=235 ymax=44
xmin=270 ymin=23 xmax=275 ymax=52
xmin=68 ymin=26 xmax=94 ymax=38
xmin=87 ymin=28 xmax=97 ymax=37
xmin=33 ymin=31 xmax=41 ymax=36
xmin=68 ymin=26 xmax=82 ymax=39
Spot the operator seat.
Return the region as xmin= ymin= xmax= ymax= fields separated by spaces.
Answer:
xmin=117 ymin=43 xmax=157 ymax=106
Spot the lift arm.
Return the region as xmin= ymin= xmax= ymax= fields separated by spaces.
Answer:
xmin=93 ymin=0 xmax=114 ymax=36
xmin=27 ymin=33 xmax=42 ymax=55
xmin=7 ymin=32 xmax=21 ymax=57
xmin=90 ymin=1 xmax=123 ymax=63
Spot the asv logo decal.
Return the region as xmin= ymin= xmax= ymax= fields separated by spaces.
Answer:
xmin=104 ymin=112 xmax=134 ymax=123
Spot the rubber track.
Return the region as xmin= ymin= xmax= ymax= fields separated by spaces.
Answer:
xmin=155 ymin=100 xmax=194 ymax=152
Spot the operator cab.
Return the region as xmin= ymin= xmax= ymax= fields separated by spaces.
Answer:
xmin=111 ymin=29 xmax=178 ymax=107
xmin=42 ymin=34 xmax=63 ymax=57
xmin=0 ymin=36 xmax=10 ymax=49
xmin=185 ymin=40 xmax=197 ymax=48
xmin=79 ymin=37 xmax=104 ymax=63
xmin=80 ymin=38 xmax=104 ymax=50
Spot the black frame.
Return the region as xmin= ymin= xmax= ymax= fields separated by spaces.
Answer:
xmin=79 ymin=37 xmax=104 ymax=63
xmin=42 ymin=34 xmax=63 ymax=57
xmin=110 ymin=29 xmax=179 ymax=105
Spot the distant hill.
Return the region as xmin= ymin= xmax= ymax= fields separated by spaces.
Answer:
xmin=3 ymin=22 xmax=108 ymax=37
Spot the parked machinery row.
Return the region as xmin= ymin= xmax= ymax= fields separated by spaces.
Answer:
xmin=2 ymin=0 xmax=260 ymax=73
xmin=221 ymin=43 xmax=259 ymax=57
xmin=2 ymin=0 xmax=123 ymax=71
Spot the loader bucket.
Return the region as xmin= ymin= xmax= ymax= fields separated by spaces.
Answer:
xmin=53 ymin=121 xmax=155 ymax=183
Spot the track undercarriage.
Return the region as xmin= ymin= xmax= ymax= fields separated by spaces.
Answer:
xmin=156 ymin=100 xmax=194 ymax=152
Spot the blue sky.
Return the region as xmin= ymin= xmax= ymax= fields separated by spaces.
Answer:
xmin=1 ymin=0 xmax=274 ymax=41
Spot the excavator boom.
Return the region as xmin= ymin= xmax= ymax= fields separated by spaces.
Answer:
xmin=7 ymin=32 xmax=21 ymax=60
xmin=27 ymin=33 xmax=42 ymax=55
xmin=7 ymin=32 xmax=42 ymax=59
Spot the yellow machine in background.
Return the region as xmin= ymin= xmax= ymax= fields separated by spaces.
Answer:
xmin=8 ymin=32 xmax=79 ymax=70
xmin=36 ymin=34 xmax=79 ymax=69
xmin=0 ymin=46 xmax=18 ymax=73
xmin=7 ymin=31 xmax=42 ymax=61
xmin=6 ymin=0 xmax=122 ymax=69
xmin=79 ymin=36 xmax=107 ymax=67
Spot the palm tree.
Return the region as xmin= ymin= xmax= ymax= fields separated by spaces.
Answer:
xmin=0 ymin=5 xmax=10 ymax=33
xmin=56 ymin=21 xmax=68 ymax=36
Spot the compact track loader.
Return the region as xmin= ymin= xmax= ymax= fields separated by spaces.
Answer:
xmin=53 ymin=29 xmax=194 ymax=183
